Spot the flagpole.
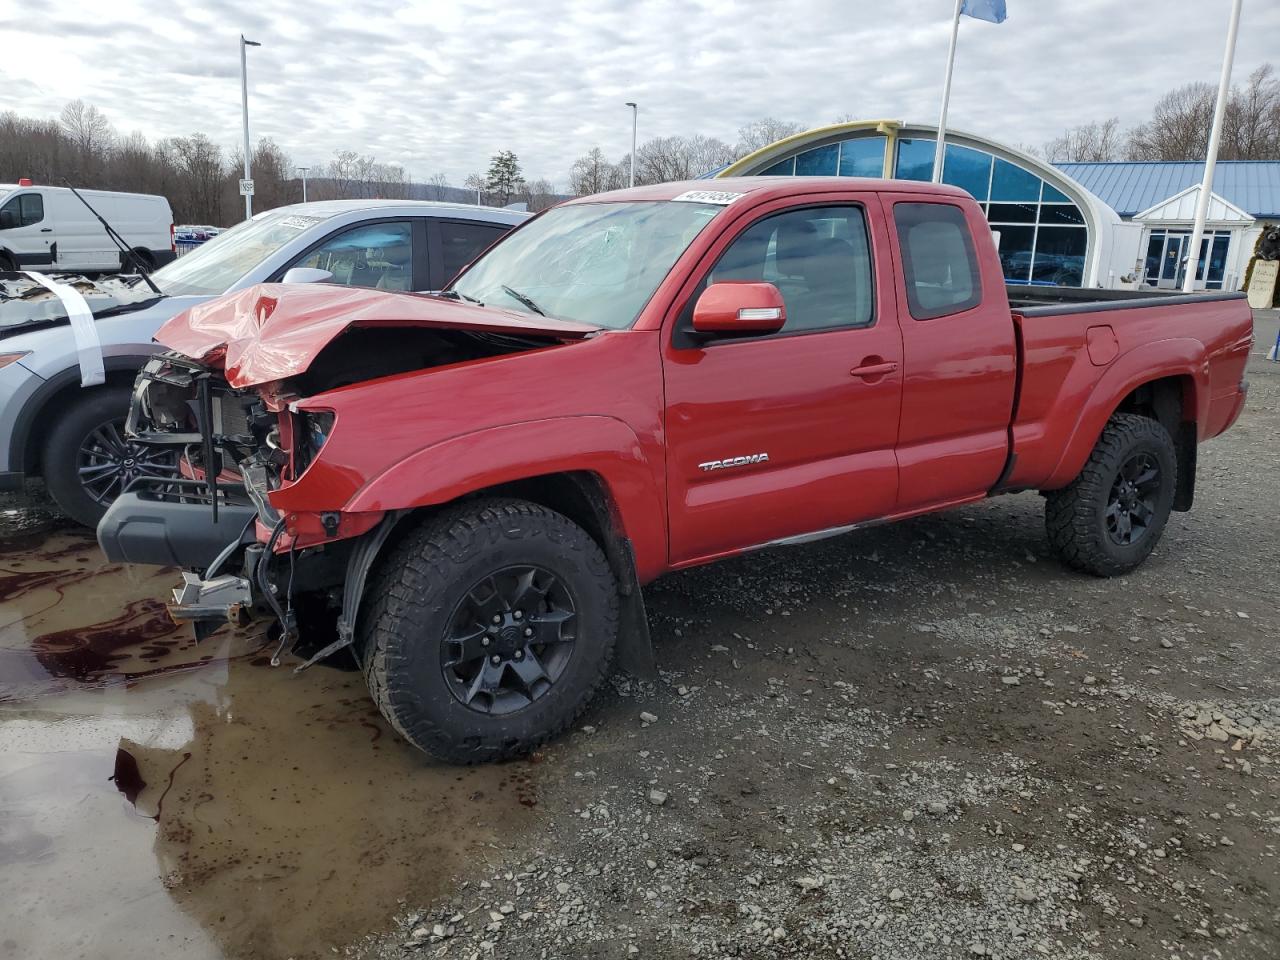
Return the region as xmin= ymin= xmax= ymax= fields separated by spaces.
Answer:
xmin=932 ymin=0 xmax=964 ymax=183
xmin=1182 ymin=0 xmax=1242 ymax=293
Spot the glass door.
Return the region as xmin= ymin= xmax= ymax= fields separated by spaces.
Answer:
xmin=1157 ymin=234 xmax=1185 ymax=289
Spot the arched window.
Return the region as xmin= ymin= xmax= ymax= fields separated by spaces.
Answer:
xmin=750 ymin=134 xmax=1089 ymax=286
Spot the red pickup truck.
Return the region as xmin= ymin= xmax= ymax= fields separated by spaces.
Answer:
xmin=99 ymin=177 xmax=1252 ymax=763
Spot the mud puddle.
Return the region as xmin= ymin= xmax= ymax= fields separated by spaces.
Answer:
xmin=0 ymin=515 xmax=532 ymax=960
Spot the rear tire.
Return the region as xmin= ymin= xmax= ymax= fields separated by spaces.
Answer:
xmin=42 ymin=386 xmax=180 ymax=528
xmin=1045 ymin=413 xmax=1177 ymax=577
xmin=121 ymin=249 xmax=154 ymax=274
xmin=361 ymin=498 xmax=619 ymax=764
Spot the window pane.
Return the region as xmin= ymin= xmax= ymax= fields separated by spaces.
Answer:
xmin=988 ymin=202 xmax=1038 ymax=224
xmin=1041 ymin=182 xmax=1071 ymax=203
xmin=19 ymin=194 xmax=44 ymax=226
xmin=1031 ymin=227 xmax=1086 ymax=286
xmin=990 ymin=158 xmax=1041 ymax=201
xmin=894 ymin=138 xmax=935 ymax=182
xmin=440 ymin=221 xmax=507 ymax=282
xmin=893 ymin=202 xmax=981 ymax=319
xmin=994 ymin=225 xmax=1035 ymax=282
xmin=760 ymin=157 xmax=796 ymax=176
xmin=941 ymin=144 xmax=992 ymax=202
xmin=295 ymin=221 xmax=414 ymax=289
xmin=795 ymin=144 xmax=839 ymax=176
xmin=1039 ymin=204 xmax=1084 ymax=225
xmin=838 ymin=137 xmax=885 ymax=177
xmin=712 ymin=205 xmax=874 ymax=332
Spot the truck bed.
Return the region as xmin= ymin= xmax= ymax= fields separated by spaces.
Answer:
xmin=1004 ymin=287 xmax=1253 ymax=493
xmin=1006 ymin=284 xmax=1248 ymax=316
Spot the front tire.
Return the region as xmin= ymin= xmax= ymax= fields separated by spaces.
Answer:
xmin=42 ymin=386 xmax=180 ymax=528
xmin=361 ymin=498 xmax=619 ymax=764
xmin=1045 ymin=413 xmax=1177 ymax=577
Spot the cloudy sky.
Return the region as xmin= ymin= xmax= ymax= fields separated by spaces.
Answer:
xmin=1 ymin=0 xmax=1277 ymax=188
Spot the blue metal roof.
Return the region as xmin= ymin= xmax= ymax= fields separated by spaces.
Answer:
xmin=1055 ymin=161 xmax=1280 ymax=219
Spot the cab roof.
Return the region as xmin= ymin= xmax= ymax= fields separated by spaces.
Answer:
xmin=563 ymin=176 xmax=974 ymax=207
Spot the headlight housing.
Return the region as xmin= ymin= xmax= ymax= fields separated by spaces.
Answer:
xmin=292 ymin=409 xmax=335 ymax=475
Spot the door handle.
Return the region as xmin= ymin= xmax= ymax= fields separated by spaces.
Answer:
xmin=40 ymin=227 xmax=52 ymax=232
xmin=850 ymin=360 xmax=899 ymax=379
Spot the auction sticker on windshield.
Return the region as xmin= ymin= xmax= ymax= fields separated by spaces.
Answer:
xmin=671 ymin=190 xmax=743 ymax=205
xmin=278 ymin=216 xmax=326 ymax=230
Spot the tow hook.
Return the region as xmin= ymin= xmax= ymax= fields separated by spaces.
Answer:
xmin=321 ymin=511 xmax=340 ymax=537
xmin=168 ymin=571 xmax=253 ymax=637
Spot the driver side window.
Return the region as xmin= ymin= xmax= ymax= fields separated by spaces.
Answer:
xmin=292 ymin=221 xmax=414 ymax=290
xmin=0 ymin=194 xmax=43 ymax=230
xmin=704 ymin=205 xmax=875 ymax=334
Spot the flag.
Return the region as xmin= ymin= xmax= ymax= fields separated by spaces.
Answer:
xmin=961 ymin=0 xmax=1007 ymax=23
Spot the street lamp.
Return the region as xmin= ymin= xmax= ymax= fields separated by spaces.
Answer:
xmin=625 ymin=102 xmax=638 ymax=188
xmin=297 ymin=166 xmax=309 ymax=203
xmin=240 ymin=35 xmax=261 ymax=220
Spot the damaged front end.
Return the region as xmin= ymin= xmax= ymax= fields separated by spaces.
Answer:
xmin=101 ymin=350 xmax=330 ymax=657
xmin=97 ymin=283 xmax=596 ymax=667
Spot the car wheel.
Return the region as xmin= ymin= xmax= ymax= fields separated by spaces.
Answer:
xmin=41 ymin=386 xmax=181 ymax=528
xmin=361 ymin=498 xmax=619 ymax=764
xmin=1045 ymin=413 xmax=1177 ymax=577
xmin=121 ymin=249 xmax=154 ymax=274
xmin=0 ymin=252 xmax=15 ymax=272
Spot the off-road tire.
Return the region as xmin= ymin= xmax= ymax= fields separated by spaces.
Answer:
xmin=361 ymin=498 xmax=619 ymax=764
xmin=1045 ymin=413 xmax=1177 ymax=577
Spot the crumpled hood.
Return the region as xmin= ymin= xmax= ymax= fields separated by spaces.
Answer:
xmin=155 ymin=283 xmax=599 ymax=388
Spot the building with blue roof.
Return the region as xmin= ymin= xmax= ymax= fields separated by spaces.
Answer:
xmin=716 ymin=120 xmax=1277 ymax=291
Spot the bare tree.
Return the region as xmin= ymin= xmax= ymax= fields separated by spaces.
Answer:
xmin=1222 ymin=64 xmax=1280 ymax=160
xmin=426 ymin=172 xmax=451 ymax=201
xmin=523 ymin=178 xmax=560 ymax=212
xmin=569 ymin=147 xmax=624 ymax=196
xmin=1042 ymin=118 xmax=1122 ymax=162
xmin=635 ymin=135 xmax=736 ymax=185
xmin=463 ymin=173 xmax=485 ymax=205
xmin=735 ymin=117 xmax=805 ymax=158
xmin=1127 ymin=83 xmax=1216 ymax=160
xmin=60 ymin=100 xmax=114 ymax=156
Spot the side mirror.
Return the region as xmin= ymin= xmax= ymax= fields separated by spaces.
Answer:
xmin=281 ymin=267 xmax=334 ymax=285
xmin=692 ymin=282 xmax=786 ymax=336
xmin=0 ymin=209 xmax=17 ymax=230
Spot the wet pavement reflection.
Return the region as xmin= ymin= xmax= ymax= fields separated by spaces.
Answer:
xmin=0 ymin=506 xmax=528 ymax=960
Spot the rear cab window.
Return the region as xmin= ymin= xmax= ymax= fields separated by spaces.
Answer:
xmin=892 ymin=202 xmax=981 ymax=320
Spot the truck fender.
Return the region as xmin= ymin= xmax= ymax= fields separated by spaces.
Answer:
xmin=1043 ymin=338 xmax=1205 ymax=490
xmin=345 ymin=416 xmax=668 ymax=582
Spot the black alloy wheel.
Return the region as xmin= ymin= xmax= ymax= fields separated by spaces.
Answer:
xmin=1044 ymin=412 xmax=1177 ymax=577
xmin=1104 ymin=452 xmax=1161 ymax=546
xmin=441 ymin=565 xmax=578 ymax=715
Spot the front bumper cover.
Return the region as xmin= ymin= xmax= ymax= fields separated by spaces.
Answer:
xmin=97 ymin=491 xmax=258 ymax=569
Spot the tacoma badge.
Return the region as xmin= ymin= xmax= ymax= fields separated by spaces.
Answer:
xmin=698 ymin=453 xmax=770 ymax=472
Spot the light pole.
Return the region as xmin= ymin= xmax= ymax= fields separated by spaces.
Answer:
xmin=625 ymin=102 xmax=638 ymax=188
xmin=239 ymin=34 xmax=261 ymax=220
xmin=297 ymin=166 xmax=309 ymax=203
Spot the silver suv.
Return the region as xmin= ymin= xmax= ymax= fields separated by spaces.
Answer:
xmin=0 ymin=199 xmax=528 ymax=525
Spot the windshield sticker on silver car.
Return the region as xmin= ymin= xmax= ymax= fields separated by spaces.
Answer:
xmin=278 ymin=215 xmax=325 ymax=230
xmin=671 ymin=190 xmax=743 ymax=205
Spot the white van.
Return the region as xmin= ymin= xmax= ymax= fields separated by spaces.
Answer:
xmin=0 ymin=181 xmax=175 ymax=274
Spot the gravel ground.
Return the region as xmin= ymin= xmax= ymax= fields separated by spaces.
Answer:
xmin=352 ymin=321 xmax=1280 ymax=960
